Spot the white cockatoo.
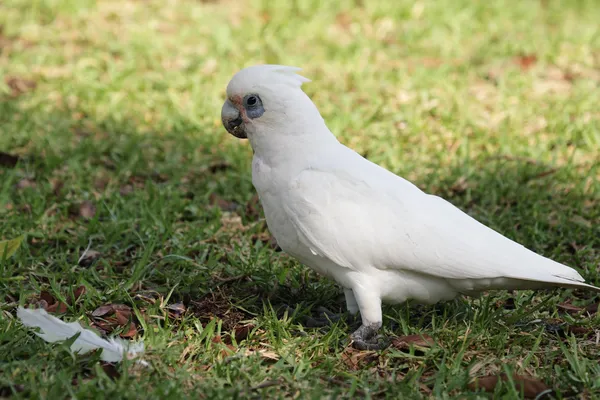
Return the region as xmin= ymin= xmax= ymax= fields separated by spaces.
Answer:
xmin=221 ymin=65 xmax=600 ymax=349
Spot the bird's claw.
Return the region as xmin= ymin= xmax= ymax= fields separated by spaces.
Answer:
xmin=350 ymin=323 xmax=389 ymax=350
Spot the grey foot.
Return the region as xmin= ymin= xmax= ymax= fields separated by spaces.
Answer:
xmin=350 ymin=323 xmax=389 ymax=350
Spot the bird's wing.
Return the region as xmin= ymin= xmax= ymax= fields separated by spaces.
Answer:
xmin=283 ymin=166 xmax=592 ymax=288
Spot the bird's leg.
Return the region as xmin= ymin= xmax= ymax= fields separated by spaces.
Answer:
xmin=344 ymin=288 xmax=360 ymax=316
xmin=349 ymin=286 xmax=388 ymax=350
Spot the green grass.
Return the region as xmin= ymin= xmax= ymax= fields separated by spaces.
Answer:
xmin=1 ymin=0 xmax=599 ymax=398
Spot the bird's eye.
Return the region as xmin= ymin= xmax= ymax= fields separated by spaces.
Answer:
xmin=246 ymin=96 xmax=257 ymax=107
xmin=243 ymin=94 xmax=264 ymax=119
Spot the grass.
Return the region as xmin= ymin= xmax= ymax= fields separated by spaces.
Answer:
xmin=1 ymin=0 xmax=599 ymax=398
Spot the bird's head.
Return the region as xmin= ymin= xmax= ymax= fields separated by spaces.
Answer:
xmin=221 ymin=65 xmax=324 ymax=142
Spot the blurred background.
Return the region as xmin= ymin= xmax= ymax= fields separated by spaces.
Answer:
xmin=1 ymin=0 xmax=599 ymax=397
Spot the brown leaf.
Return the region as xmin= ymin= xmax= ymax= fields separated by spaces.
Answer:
xmin=46 ymin=301 xmax=68 ymax=314
xmin=0 ymin=152 xmax=20 ymax=168
xmin=234 ymin=323 xmax=255 ymax=342
xmin=114 ymin=310 xmax=129 ymax=326
xmin=5 ymin=76 xmax=37 ymax=96
xmin=111 ymin=304 xmax=132 ymax=315
xmin=567 ymin=326 xmax=592 ymax=337
xmin=79 ymin=201 xmax=96 ymax=219
xmin=39 ymin=291 xmax=55 ymax=305
xmin=134 ymin=291 xmax=159 ymax=304
xmin=119 ymin=322 xmax=137 ymax=338
xmin=78 ymin=250 xmax=101 ymax=267
xmin=92 ymin=304 xmax=116 ymax=317
xmin=72 ymin=285 xmax=86 ymax=302
xmin=391 ymin=334 xmax=435 ymax=351
xmin=101 ymin=362 xmax=121 ymax=379
xmin=469 ymin=374 xmax=550 ymax=399
xmin=166 ymin=302 xmax=186 ymax=319
xmin=557 ymin=302 xmax=584 ymax=315
xmin=515 ymin=54 xmax=537 ymax=71
xmin=209 ymin=193 xmax=238 ymax=212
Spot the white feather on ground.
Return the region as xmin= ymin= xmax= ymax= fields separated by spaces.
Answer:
xmin=17 ymin=307 xmax=144 ymax=363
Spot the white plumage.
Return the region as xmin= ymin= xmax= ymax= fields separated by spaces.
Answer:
xmin=221 ymin=65 xmax=600 ymax=349
xmin=17 ymin=307 xmax=144 ymax=362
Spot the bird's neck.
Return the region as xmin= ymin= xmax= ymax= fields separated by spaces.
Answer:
xmin=249 ymin=123 xmax=338 ymax=166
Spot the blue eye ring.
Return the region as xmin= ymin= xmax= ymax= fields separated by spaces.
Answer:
xmin=243 ymin=94 xmax=265 ymax=119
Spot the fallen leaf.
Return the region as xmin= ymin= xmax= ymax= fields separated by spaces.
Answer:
xmin=46 ymin=302 xmax=68 ymax=313
xmin=119 ymin=322 xmax=137 ymax=338
xmin=114 ymin=310 xmax=129 ymax=326
xmin=0 ymin=152 xmax=20 ymax=168
xmin=166 ymin=302 xmax=186 ymax=319
xmin=391 ymin=334 xmax=435 ymax=352
xmin=101 ymin=362 xmax=121 ymax=379
xmin=79 ymin=201 xmax=96 ymax=219
xmin=515 ymin=54 xmax=537 ymax=71
xmin=39 ymin=291 xmax=55 ymax=305
xmin=90 ymin=304 xmax=136 ymax=335
xmin=557 ymin=302 xmax=584 ymax=315
xmin=72 ymin=285 xmax=86 ymax=301
xmin=0 ymin=235 xmax=25 ymax=259
xmin=5 ymin=76 xmax=37 ymax=96
xmin=92 ymin=304 xmax=117 ymax=317
xmin=134 ymin=291 xmax=159 ymax=304
xmin=469 ymin=374 xmax=550 ymax=399
xmin=233 ymin=323 xmax=255 ymax=342
xmin=567 ymin=326 xmax=592 ymax=337
xmin=78 ymin=249 xmax=101 ymax=267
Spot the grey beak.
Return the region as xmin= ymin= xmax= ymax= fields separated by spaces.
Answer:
xmin=221 ymin=100 xmax=246 ymax=139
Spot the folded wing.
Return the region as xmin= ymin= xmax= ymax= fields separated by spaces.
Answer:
xmin=283 ymin=165 xmax=599 ymax=292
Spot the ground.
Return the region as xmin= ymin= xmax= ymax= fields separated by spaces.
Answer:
xmin=1 ymin=0 xmax=599 ymax=398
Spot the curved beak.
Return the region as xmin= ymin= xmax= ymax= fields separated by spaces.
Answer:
xmin=221 ymin=99 xmax=246 ymax=139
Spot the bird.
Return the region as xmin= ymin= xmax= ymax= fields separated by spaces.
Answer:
xmin=220 ymin=64 xmax=600 ymax=350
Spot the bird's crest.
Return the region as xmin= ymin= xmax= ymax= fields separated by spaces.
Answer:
xmin=226 ymin=65 xmax=310 ymax=97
